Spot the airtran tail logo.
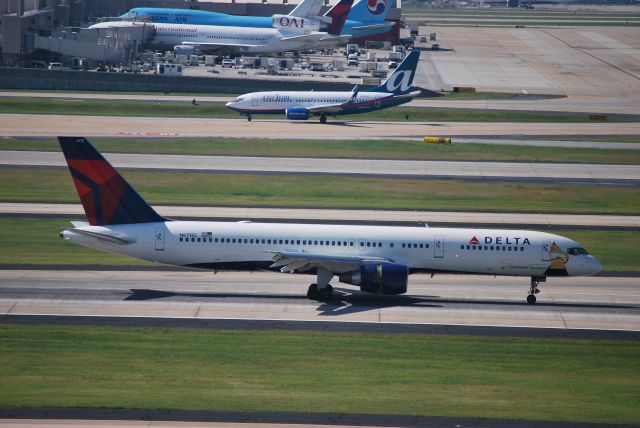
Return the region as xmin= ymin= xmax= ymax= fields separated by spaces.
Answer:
xmin=367 ymin=0 xmax=386 ymax=15
xmin=385 ymin=70 xmax=413 ymax=93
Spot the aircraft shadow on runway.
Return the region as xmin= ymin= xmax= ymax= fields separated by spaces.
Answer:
xmin=124 ymin=288 xmax=636 ymax=317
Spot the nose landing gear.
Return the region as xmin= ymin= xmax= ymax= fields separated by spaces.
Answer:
xmin=527 ymin=276 xmax=546 ymax=304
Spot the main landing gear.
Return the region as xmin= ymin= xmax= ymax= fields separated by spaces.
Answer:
xmin=319 ymin=115 xmax=327 ymax=124
xmin=307 ymin=266 xmax=334 ymax=300
xmin=307 ymin=283 xmax=333 ymax=300
xmin=527 ymin=276 xmax=546 ymax=304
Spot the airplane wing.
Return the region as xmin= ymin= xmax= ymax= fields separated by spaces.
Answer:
xmin=281 ymin=32 xmax=327 ymax=42
xmin=269 ymin=251 xmax=393 ymax=274
xmin=306 ymin=85 xmax=359 ymax=115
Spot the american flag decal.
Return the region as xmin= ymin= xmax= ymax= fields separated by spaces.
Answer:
xmin=201 ymin=232 xmax=212 ymax=237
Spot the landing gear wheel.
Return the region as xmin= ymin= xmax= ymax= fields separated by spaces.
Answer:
xmin=319 ymin=115 xmax=327 ymax=124
xmin=307 ymin=283 xmax=318 ymax=300
xmin=527 ymin=294 xmax=537 ymax=305
xmin=247 ymin=115 xmax=252 ymax=122
xmin=319 ymin=284 xmax=333 ymax=300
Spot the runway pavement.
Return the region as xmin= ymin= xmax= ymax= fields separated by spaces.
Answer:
xmin=3 ymin=150 xmax=639 ymax=183
xmin=3 ymin=202 xmax=639 ymax=228
xmin=3 ymin=90 xmax=640 ymax=115
xmin=1 ymin=270 xmax=638 ymax=331
xmin=2 ymin=114 xmax=640 ymax=139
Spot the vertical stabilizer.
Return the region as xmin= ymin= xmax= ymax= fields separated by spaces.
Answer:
xmin=347 ymin=0 xmax=391 ymax=23
xmin=366 ymin=50 xmax=420 ymax=94
xmin=58 ymin=137 xmax=164 ymax=226
xmin=290 ymin=0 xmax=325 ymax=19
xmin=324 ymin=0 xmax=355 ymax=35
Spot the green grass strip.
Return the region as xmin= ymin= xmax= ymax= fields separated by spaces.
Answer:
xmin=1 ymin=325 xmax=638 ymax=424
xmin=0 ymin=218 xmax=637 ymax=271
xmin=2 ymin=137 xmax=640 ymax=164
xmin=1 ymin=98 xmax=638 ymax=122
xmin=1 ymin=167 xmax=639 ymax=214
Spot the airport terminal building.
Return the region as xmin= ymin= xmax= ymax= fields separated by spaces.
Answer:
xmin=0 ymin=0 xmax=402 ymax=66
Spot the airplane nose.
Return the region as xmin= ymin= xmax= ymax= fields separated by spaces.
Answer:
xmin=586 ymin=255 xmax=602 ymax=276
xmin=225 ymin=102 xmax=232 ymax=107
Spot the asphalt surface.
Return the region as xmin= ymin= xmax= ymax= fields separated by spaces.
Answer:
xmin=2 ymin=114 xmax=640 ymax=139
xmin=2 ymin=410 xmax=635 ymax=428
xmin=3 ymin=202 xmax=640 ymax=228
xmin=2 ymin=150 xmax=639 ymax=184
xmin=3 ymin=89 xmax=640 ymax=116
xmin=1 ymin=270 xmax=638 ymax=331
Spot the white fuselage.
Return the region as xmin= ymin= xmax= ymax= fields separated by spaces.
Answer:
xmin=62 ymin=221 xmax=601 ymax=279
xmin=226 ymin=91 xmax=401 ymax=115
xmin=89 ymin=21 xmax=325 ymax=54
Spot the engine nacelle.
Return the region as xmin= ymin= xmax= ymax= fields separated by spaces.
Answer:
xmin=339 ymin=263 xmax=409 ymax=295
xmin=285 ymin=107 xmax=310 ymax=120
xmin=272 ymin=14 xmax=320 ymax=32
xmin=173 ymin=45 xmax=200 ymax=56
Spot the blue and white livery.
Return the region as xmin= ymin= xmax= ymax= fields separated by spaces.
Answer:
xmin=121 ymin=0 xmax=392 ymax=40
xmin=226 ymin=51 xmax=421 ymax=123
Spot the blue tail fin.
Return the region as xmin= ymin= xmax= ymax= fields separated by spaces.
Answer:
xmin=324 ymin=0 xmax=355 ymax=35
xmin=366 ymin=51 xmax=420 ymax=94
xmin=347 ymin=0 xmax=391 ymax=23
xmin=58 ymin=137 xmax=164 ymax=226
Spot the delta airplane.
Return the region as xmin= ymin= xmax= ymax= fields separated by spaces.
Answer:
xmin=90 ymin=0 xmax=353 ymax=55
xmin=226 ymin=50 xmax=421 ymax=123
xmin=121 ymin=0 xmax=393 ymax=39
xmin=58 ymin=137 xmax=601 ymax=304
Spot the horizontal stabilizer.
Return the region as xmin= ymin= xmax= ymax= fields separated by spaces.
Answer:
xmin=65 ymin=228 xmax=136 ymax=245
xmin=351 ymin=22 xmax=393 ymax=32
xmin=394 ymin=90 xmax=422 ymax=99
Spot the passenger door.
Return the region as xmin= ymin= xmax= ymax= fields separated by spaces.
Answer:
xmin=155 ymin=227 xmax=165 ymax=251
xmin=434 ymin=235 xmax=444 ymax=258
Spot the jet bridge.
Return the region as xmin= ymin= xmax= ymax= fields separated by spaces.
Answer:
xmin=33 ymin=22 xmax=154 ymax=64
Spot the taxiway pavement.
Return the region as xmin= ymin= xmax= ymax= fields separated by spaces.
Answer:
xmin=2 ymin=114 xmax=639 ymax=139
xmin=3 ymin=202 xmax=639 ymax=228
xmin=3 ymin=90 xmax=640 ymax=115
xmin=2 ymin=150 xmax=638 ymax=183
xmin=1 ymin=270 xmax=638 ymax=331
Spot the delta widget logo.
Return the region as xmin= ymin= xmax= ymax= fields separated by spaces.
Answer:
xmin=367 ymin=0 xmax=386 ymax=15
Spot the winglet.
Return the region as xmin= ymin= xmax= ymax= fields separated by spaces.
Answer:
xmin=58 ymin=137 xmax=165 ymax=226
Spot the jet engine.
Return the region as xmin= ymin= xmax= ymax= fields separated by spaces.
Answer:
xmin=285 ymin=107 xmax=310 ymax=120
xmin=272 ymin=14 xmax=321 ymax=32
xmin=173 ymin=45 xmax=201 ymax=56
xmin=339 ymin=263 xmax=409 ymax=295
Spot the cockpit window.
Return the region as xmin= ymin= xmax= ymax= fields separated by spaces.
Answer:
xmin=233 ymin=97 xmax=244 ymax=103
xmin=567 ymin=247 xmax=589 ymax=255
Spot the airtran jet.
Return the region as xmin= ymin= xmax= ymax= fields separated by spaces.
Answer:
xmin=121 ymin=0 xmax=393 ymax=39
xmin=58 ymin=137 xmax=601 ymax=304
xmin=226 ymin=50 xmax=422 ymax=123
